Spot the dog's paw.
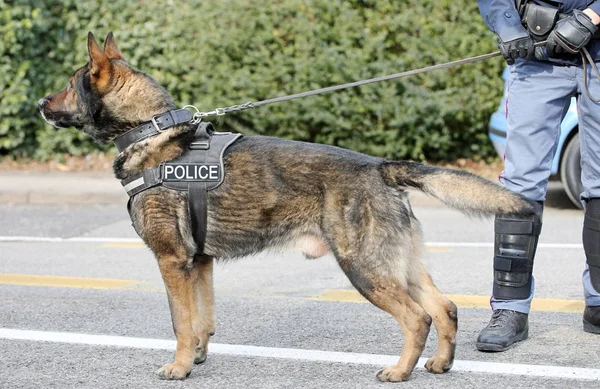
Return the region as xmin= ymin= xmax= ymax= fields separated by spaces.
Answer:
xmin=156 ymin=363 xmax=191 ymax=380
xmin=375 ymin=366 xmax=411 ymax=382
xmin=424 ymin=356 xmax=453 ymax=374
xmin=194 ymin=345 xmax=208 ymax=364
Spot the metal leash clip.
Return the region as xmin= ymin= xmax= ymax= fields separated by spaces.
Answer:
xmin=198 ymin=107 xmax=226 ymax=118
xmin=182 ymin=105 xmax=203 ymax=124
xmin=183 ymin=105 xmax=228 ymax=124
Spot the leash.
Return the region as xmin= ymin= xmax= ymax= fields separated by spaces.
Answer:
xmin=188 ymin=51 xmax=503 ymax=122
xmin=187 ymin=41 xmax=548 ymax=122
xmin=582 ymin=47 xmax=600 ymax=102
xmin=115 ymin=41 xmax=600 ymax=151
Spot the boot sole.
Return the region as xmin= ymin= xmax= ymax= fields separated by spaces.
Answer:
xmin=583 ymin=319 xmax=600 ymax=334
xmin=476 ymin=327 xmax=528 ymax=352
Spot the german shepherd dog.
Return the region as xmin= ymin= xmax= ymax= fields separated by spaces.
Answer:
xmin=39 ymin=32 xmax=534 ymax=382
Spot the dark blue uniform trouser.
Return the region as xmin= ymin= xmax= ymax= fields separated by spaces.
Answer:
xmin=492 ymin=58 xmax=600 ymax=313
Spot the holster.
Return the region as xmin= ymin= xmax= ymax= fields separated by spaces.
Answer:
xmin=522 ymin=3 xmax=559 ymax=42
xmin=515 ymin=0 xmax=528 ymax=18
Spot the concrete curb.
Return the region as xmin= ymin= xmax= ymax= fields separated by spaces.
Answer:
xmin=0 ymin=172 xmax=127 ymax=205
xmin=0 ymin=171 xmax=443 ymax=207
xmin=0 ymin=191 xmax=128 ymax=205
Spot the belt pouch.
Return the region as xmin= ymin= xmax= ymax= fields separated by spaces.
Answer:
xmin=523 ymin=4 xmax=559 ymax=42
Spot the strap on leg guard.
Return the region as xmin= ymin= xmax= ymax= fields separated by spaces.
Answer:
xmin=583 ymin=198 xmax=600 ymax=293
xmin=493 ymin=202 xmax=543 ymax=300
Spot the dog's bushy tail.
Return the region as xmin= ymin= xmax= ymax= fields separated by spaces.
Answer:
xmin=380 ymin=161 xmax=535 ymax=217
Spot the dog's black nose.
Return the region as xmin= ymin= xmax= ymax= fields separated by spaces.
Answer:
xmin=37 ymin=98 xmax=46 ymax=110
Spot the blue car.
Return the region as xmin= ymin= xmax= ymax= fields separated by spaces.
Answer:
xmin=488 ymin=67 xmax=583 ymax=209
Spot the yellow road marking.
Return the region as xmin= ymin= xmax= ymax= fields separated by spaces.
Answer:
xmin=311 ymin=290 xmax=586 ymax=313
xmin=0 ymin=274 xmax=587 ymax=314
xmin=312 ymin=289 xmax=370 ymax=303
xmin=0 ymin=274 xmax=141 ymax=290
xmin=102 ymin=242 xmax=145 ymax=248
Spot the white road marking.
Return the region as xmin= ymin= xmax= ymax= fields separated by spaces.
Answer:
xmin=0 ymin=236 xmax=141 ymax=243
xmin=426 ymin=242 xmax=583 ymax=249
xmin=1 ymin=328 xmax=598 ymax=381
xmin=0 ymin=236 xmax=583 ymax=249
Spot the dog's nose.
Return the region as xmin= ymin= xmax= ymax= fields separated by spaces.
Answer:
xmin=37 ymin=98 xmax=46 ymax=110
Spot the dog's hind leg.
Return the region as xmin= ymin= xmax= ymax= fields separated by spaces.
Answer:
xmin=409 ymin=271 xmax=457 ymax=374
xmin=333 ymin=243 xmax=431 ymax=382
xmin=324 ymin=188 xmax=433 ymax=381
xmin=155 ymin=252 xmax=197 ymax=380
xmin=190 ymin=255 xmax=215 ymax=364
xmin=340 ymin=264 xmax=431 ymax=382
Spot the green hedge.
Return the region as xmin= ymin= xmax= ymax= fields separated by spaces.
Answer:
xmin=0 ymin=0 xmax=504 ymax=161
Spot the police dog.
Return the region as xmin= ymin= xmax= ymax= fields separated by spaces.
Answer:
xmin=39 ymin=32 xmax=534 ymax=382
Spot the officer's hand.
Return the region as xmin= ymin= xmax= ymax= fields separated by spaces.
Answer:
xmin=546 ymin=10 xmax=597 ymax=57
xmin=498 ymin=36 xmax=535 ymax=65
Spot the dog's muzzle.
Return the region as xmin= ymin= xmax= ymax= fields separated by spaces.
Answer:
xmin=37 ymin=98 xmax=62 ymax=128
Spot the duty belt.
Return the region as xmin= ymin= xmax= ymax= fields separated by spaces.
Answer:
xmin=518 ymin=1 xmax=600 ymax=41
xmin=119 ymin=118 xmax=242 ymax=254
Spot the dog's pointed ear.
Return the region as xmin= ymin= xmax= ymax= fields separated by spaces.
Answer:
xmin=87 ymin=32 xmax=111 ymax=88
xmin=103 ymin=31 xmax=125 ymax=61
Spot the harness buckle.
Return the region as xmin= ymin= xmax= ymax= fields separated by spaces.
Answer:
xmin=190 ymin=141 xmax=210 ymax=150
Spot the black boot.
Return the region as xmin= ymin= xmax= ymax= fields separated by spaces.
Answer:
xmin=583 ymin=306 xmax=600 ymax=334
xmin=476 ymin=309 xmax=529 ymax=352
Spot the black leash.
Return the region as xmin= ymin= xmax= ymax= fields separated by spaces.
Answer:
xmin=191 ymin=50 xmax=504 ymax=120
xmin=582 ymin=47 xmax=600 ymax=102
xmin=117 ymin=40 xmax=600 ymax=151
xmin=116 ymin=50 xmax=507 ymax=151
xmin=190 ymin=41 xmax=548 ymax=121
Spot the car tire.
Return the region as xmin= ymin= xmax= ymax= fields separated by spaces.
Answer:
xmin=560 ymin=133 xmax=584 ymax=209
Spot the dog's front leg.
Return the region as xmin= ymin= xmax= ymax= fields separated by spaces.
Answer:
xmin=156 ymin=254 xmax=196 ymax=380
xmin=191 ymin=255 xmax=215 ymax=364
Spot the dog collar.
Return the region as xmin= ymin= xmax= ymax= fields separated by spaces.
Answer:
xmin=113 ymin=108 xmax=193 ymax=152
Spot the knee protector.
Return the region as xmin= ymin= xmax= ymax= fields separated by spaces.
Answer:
xmin=493 ymin=202 xmax=543 ymax=300
xmin=583 ymin=198 xmax=600 ymax=293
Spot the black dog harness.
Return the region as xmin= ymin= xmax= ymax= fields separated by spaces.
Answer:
xmin=117 ymin=109 xmax=242 ymax=254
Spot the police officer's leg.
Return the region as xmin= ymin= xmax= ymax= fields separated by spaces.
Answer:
xmin=477 ymin=60 xmax=576 ymax=352
xmin=576 ymin=62 xmax=600 ymax=334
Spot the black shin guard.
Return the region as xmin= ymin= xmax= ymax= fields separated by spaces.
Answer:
xmin=583 ymin=198 xmax=600 ymax=293
xmin=493 ymin=202 xmax=543 ymax=300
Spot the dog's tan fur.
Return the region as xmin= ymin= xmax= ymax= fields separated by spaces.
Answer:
xmin=39 ymin=32 xmax=535 ymax=382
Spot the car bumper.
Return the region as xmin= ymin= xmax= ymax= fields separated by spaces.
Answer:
xmin=489 ymin=111 xmax=506 ymax=159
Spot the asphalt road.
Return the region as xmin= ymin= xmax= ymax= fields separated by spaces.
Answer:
xmin=1 ymin=186 xmax=599 ymax=389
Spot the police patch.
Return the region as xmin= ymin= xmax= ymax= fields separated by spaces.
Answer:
xmin=163 ymin=163 xmax=221 ymax=182
xmin=120 ymin=129 xmax=242 ymax=197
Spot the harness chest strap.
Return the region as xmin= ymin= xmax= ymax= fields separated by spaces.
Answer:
xmin=120 ymin=122 xmax=243 ymax=254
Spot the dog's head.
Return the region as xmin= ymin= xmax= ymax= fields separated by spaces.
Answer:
xmin=38 ymin=32 xmax=175 ymax=143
